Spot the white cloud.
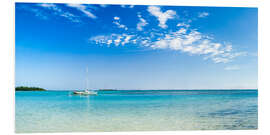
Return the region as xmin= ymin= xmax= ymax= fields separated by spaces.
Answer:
xmin=114 ymin=16 xmax=120 ymax=20
xmin=89 ymin=35 xmax=111 ymax=45
xmin=39 ymin=3 xmax=55 ymax=8
xmin=121 ymin=35 xmax=133 ymax=45
xmin=66 ymin=4 xmax=97 ymax=19
xmin=89 ymin=34 xmax=134 ymax=46
xmin=212 ymin=57 xmax=230 ymax=63
xmin=147 ymin=6 xmax=176 ymax=29
xmin=38 ymin=3 xmax=80 ymax=22
xmin=100 ymin=4 xmax=108 ymax=8
xmin=137 ymin=14 xmax=148 ymax=31
xmin=183 ymin=31 xmax=202 ymax=45
xmin=177 ymin=23 xmax=190 ymax=28
xmin=225 ymin=44 xmax=232 ymax=52
xmin=113 ymin=16 xmax=128 ymax=30
xmin=107 ymin=40 xmax=112 ymax=45
xmin=89 ymin=26 xmax=246 ymax=63
xmin=114 ymin=22 xmax=128 ymax=30
xmin=148 ymin=27 xmax=247 ymax=63
xmin=224 ymin=65 xmax=240 ymax=70
xmin=153 ymin=40 xmax=168 ymax=49
xmin=26 ymin=4 xmax=246 ymax=64
xmin=88 ymin=7 xmax=245 ymax=64
xmin=169 ymin=38 xmax=183 ymax=50
xmin=114 ymin=36 xmax=122 ymax=46
xmin=198 ymin=12 xmax=209 ymax=18
xmin=26 ymin=7 xmax=48 ymax=20
xmin=120 ymin=5 xmax=135 ymax=8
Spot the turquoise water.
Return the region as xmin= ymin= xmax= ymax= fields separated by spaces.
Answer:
xmin=15 ymin=90 xmax=258 ymax=133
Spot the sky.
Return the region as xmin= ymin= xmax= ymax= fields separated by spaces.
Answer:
xmin=15 ymin=3 xmax=258 ymax=90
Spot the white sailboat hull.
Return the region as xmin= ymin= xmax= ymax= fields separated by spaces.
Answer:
xmin=73 ymin=90 xmax=97 ymax=95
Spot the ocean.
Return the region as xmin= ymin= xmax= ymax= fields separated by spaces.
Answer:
xmin=15 ymin=90 xmax=258 ymax=133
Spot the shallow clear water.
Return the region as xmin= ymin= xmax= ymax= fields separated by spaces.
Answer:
xmin=15 ymin=90 xmax=258 ymax=133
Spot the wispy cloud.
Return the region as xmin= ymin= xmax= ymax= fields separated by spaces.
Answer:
xmin=87 ymin=5 xmax=246 ymax=63
xmin=224 ymin=65 xmax=240 ymax=70
xmin=121 ymin=5 xmax=135 ymax=8
xmin=147 ymin=6 xmax=176 ymax=29
xmin=89 ymin=24 xmax=246 ymax=63
xmin=27 ymin=3 xmax=244 ymax=64
xmin=89 ymin=34 xmax=134 ymax=46
xmin=198 ymin=12 xmax=209 ymax=18
xmin=150 ymin=29 xmax=247 ymax=63
xmin=39 ymin=3 xmax=80 ymax=22
xmin=89 ymin=7 xmax=248 ymax=64
xmin=100 ymin=4 xmax=108 ymax=8
xmin=177 ymin=23 xmax=190 ymax=28
xmin=18 ymin=3 xmax=98 ymax=23
xmin=137 ymin=14 xmax=148 ymax=31
xmin=66 ymin=4 xmax=97 ymax=19
xmin=114 ymin=16 xmax=120 ymax=20
xmin=113 ymin=16 xmax=128 ymax=30
xmin=22 ymin=7 xmax=48 ymax=20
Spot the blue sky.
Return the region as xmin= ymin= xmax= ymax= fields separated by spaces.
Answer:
xmin=15 ymin=3 xmax=258 ymax=90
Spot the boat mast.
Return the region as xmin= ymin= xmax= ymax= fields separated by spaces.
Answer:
xmin=86 ymin=67 xmax=88 ymax=91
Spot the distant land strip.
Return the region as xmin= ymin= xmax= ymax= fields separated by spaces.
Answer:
xmin=15 ymin=86 xmax=46 ymax=91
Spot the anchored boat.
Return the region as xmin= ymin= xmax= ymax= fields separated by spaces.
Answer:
xmin=73 ymin=67 xmax=98 ymax=96
xmin=73 ymin=90 xmax=97 ymax=95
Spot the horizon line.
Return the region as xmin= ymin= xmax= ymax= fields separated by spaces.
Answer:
xmin=45 ymin=88 xmax=258 ymax=91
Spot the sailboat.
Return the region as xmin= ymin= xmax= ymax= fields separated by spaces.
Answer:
xmin=73 ymin=67 xmax=98 ymax=96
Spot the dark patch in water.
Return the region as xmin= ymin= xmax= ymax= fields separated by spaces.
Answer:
xmin=208 ymin=109 xmax=242 ymax=117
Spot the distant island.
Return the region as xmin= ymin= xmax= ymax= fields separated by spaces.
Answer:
xmin=15 ymin=86 xmax=46 ymax=91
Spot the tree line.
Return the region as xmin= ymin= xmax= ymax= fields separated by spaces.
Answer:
xmin=15 ymin=86 xmax=46 ymax=91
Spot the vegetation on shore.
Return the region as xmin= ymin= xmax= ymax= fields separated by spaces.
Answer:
xmin=15 ymin=86 xmax=46 ymax=91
